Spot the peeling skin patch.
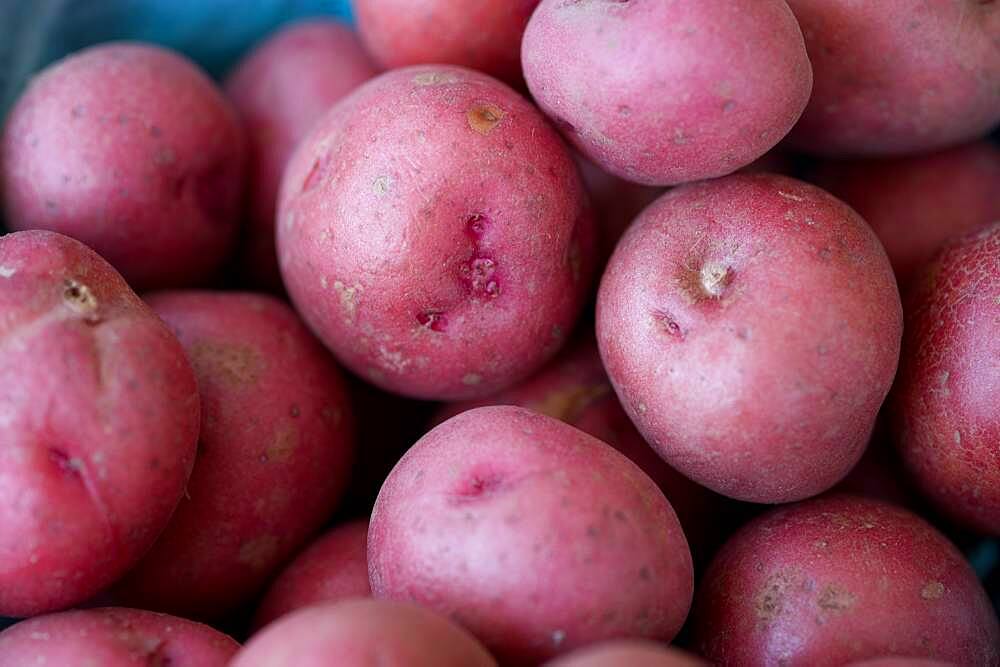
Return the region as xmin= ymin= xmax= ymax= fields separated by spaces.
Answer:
xmin=778 ymin=190 xmax=805 ymax=202
xmin=413 ymin=71 xmax=459 ymax=86
xmin=238 ymin=535 xmax=279 ymax=569
xmin=0 ymin=265 xmax=16 ymax=278
xmin=817 ymin=585 xmax=855 ymax=611
xmin=62 ymin=279 xmax=100 ymax=320
xmin=189 ymin=340 xmax=264 ymax=387
xmin=333 ymin=281 xmax=360 ymax=323
xmin=529 ymin=384 xmax=610 ymax=423
xmin=467 ymin=103 xmax=505 ymax=135
xmin=921 ymin=581 xmax=945 ymax=600
xmin=265 ymin=423 xmax=298 ymax=463
xmin=373 ymin=176 xmax=390 ymax=194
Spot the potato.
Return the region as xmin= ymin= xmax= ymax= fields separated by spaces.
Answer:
xmin=232 ymin=599 xmax=497 ymax=667
xmin=277 ymin=65 xmax=595 ymax=400
xmin=785 ymin=0 xmax=1000 ymax=156
xmin=0 ymin=230 xmax=199 ymax=617
xmin=521 ymin=0 xmax=812 ymax=186
xmin=691 ymin=495 xmax=1000 ymax=666
xmin=846 ymin=660 xmax=956 ymax=667
xmin=889 ymin=223 xmax=1000 ymax=534
xmin=225 ymin=20 xmax=378 ymax=290
xmin=253 ymin=519 xmax=370 ymax=629
xmin=544 ymin=641 xmax=707 ymax=667
xmin=434 ymin=338 xmax=726 ymax=564
xmin=354 ymin=0 xmax=538 ymax=84
xmin=110 ymin=291 xmax=354 ymax=619
xmin=0 ymin=43 xmax=246 ymax=290
xmin=369 ymin=406 xmax=694 ymax=664
xmin=811 ymin=142 xmax=1000 ymax=288
xmin=0 ymin=608 xmax=238 ymax=666
xmin=596 ymin=174 xmax=902 ymax=503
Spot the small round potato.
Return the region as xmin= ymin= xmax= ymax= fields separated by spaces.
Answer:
xmin=544 ymin=641 xmax=708 ymax=666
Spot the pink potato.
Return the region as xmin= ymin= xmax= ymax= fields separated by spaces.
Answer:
xmin=692 ymin=495 xmax=1000 ymax=666
xmin=434 ymin=337 xmax=726 ymax=564
xmin=111 ymin=291 xmax=354 ymax=619
xmin=233 ymin=599 xmax=497 ymax=667
xmin=521 ymin=0 xmax=813 ymax=186
xmin=846 ymin=660 xmax=956 ymax=667
xmin=544 ymin=641 xmax=708 ymax=667
xmin=785 ymin=0 xmax=1000 ymax=156
xmin=596 ymin=174 xmax=902 ymax=503
xmin=0 ymin=230 xmax=199 ymax=617
xmin=889 ymin=223 xmax=1000 ymax=534
xmin=277 ymin=65 xmax=596 ymax=400
xmin=0 ymin=607 xmax=238 ymax=666
xmin=0 ymin=43 xmax=246 ymax=290
xmin=225 ymin=20 xmax=378 ymax=290
xmin=354 ymin=0 xmax=539 ymax=84
xmin=369 ymin=406 xmax=694 ymax=665
xmin=253 ymin=519 xmax=370 ymax=629
xmin=811 ymin=142 xmax=1000 ymax=289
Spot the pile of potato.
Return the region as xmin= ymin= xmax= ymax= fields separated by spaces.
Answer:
xmin=0 ymin=0 xmax=998 ymax=665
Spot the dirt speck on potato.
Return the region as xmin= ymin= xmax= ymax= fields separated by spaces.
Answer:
xmin=921 ymin=581 xmax=945 ymax=600
xmin=190 ymin=340 xmax=264 ymax=386
xmin=467 ymin=103 xmax=505 ymax=135
xmin=62 ymin=279 xmax=99 ymax=318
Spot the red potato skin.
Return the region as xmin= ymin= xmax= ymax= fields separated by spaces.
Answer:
xmin=811 ymin=142 xmax=1000 ymax=289
xmin=110 ymin=291 xmax=354 ymax=619
xmin=0 ymin=608 xmax=238 ymax=666
xmin=253 ymin=519 xmax=371 ymax=630
xmin=0 ymin=43 xmax=246 ymax=290
xmin=544 ymin=641 xmax=708 ymax=667
xmin=596 ymin=174 xmax=903 ymax=503
xmin=225 ymin=21 xmax=378 ymax=290
xmin=233 ymin=599 xmax=497 ymax=667
xmin=354 ymin=0 xmax=539 ymax=84
xmin=277 ymin=65 xmax=596 ymax=400
xmin=692 ymin=495 xmax=1000 ymax=666
xmin=0 ymin=230 xmax=199 ymax=617
xmin=434 ymin=338 xmax=726 ymax=565
xmin=369 ymin=406 xmax=694 ymax=665
xmin=889 ymin=223 xmax=1000 ymax=534
xmin=846 ymin=660 xmax=957 ymax=667
xmin=521 ymin=0 xmax=813 ymax=186
xmin=785 ymin=0 xmax=1000 ymax=156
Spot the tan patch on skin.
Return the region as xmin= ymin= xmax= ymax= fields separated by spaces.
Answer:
xmin=238 ymin=535 xmax=279 ymax=569
xmin=413 ymin=71 xmax=459 ymax=86
xmin=817 ymin=585 xmax=855 ymax=611
xmin=921 ymin=581 xmax=945 ymax=600
xmin=62 ymin=279 xmax=100 ymax=321
xmin=189 ymin=341 xmax=264 ymax=386
xmin=756 ymin=573 xmax=792 ymax=624
xmin=528 ymin=384 xmax=611 ymax=423
xmin=333 ymin=281 xmax=360 ymax=323
xmin=266 ymin=423 xmax=297 ymax=463
xmin=462 ymin=373 xmax=482 ymax=386
xmin=467 ymin=103 xmax=505 ymax=135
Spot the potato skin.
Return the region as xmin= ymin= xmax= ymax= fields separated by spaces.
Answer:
xmin=0 ymin=43 xmax=246 ymax=290
xmin=225 ymin=21 xmax=378 ymax=290
xmin=0 ymin=230 xmax=199 ymax=617
xmin=811 ymin=142 xmax=1000 ymax=289
xmin=691 ymin=495 xmax=1000 ymax=666
xmin=544 ymin=641 xmax=708 ymax=667
xmin=354 ymin=0 xmax=538 ymax=84
xmin=522 ymin=0 xmax=812 ymax=186
xmin=369 ymin=406 xmax=694 ymax=665
xmin=596 ymin=174 xmax=902 ymax=503
xmin=785 ymin=0 xmax=1000 ymax=156
xmin=233 ymin=599 xmax=497 ymax=667
xmin=846 ymin=659 xmax=957 ymax=667
xmin=111 ymin=291 xmax=354 ymax=619
xmin=889 ymin=223 xmax=1000 ymax=534
xmin=253 ymin=519 xmax=371 ymax=629
xmin=277 ymin=65 xmax=595 ymax=400
xmin=0 ymin=607 xmax=238 ymax=666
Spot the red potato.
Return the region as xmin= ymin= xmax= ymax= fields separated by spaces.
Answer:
xmin=369 ymin=406 xmax=694 ymax=665
xmin=354 ymin=0 xmax=539 ymax=84
xmin=0 ymin=43 xmax=246 ymax=290
xmin=785 ymin=0 xmax=1000 ymax=156
xmin=596 ymin=174 xmax=902 ymax=503
xmin=277 ymin=65 xmax=596 ymax=400
xmin=522 ymin=0 xmax=813 ymax=186
xmin=0 ymin=230 xmax=199 ymax=617
xmin=111 ymin=291 xmax=354 ymax=619
xmin=225 ymin=20 xmax=378 ymax=290
xmin=253 ymin=520 xmax=370 ymax=629
xmin=544 ymin=641 xmax=708 ymax=667
xmin=889 ymin=223 xmax=1000 ymax=535
xmin=811 ymin=142 xmax=1000 ymax=289
xmin=692 ymin=495 xmax=1000 ymax=666
xmin=434 ymin=338 xmax=726 ymax=564
xmin=0 ymin=608 xmax=238 ymax=666
xmin=233 ymin=599 xmax=497 ymax=667
xmin=846 ymin=660 xmax=956 ymax=667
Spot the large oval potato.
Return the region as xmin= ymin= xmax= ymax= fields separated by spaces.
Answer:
xmin=544 ymin=641 xmax=707 ymax=667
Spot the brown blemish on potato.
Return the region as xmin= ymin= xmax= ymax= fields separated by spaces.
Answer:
xmin=467 ymin=103 xmax=505 ymax=135
xmin=189 ymin=341 xmax=264 ymax=386
xmin=265 ymin=424 xmax=298 ymax=463
xmin=62 ymin=279 xmax=100 ymax=322
xmin=817 ymin=585 xmax=855 ymax=611
xmin=756 ymin=573 xmax=791 ymax=624
xmin=921 ymin=581 xmax=945 ymax=600
xmin=238 ymin=535 xmax=279 ymax=569
xmin=529 ymin=384 xmax=610 ymax=423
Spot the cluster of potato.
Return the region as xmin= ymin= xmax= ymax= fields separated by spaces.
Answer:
xmin=0 ymin=0 xmax=998 ymax=665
